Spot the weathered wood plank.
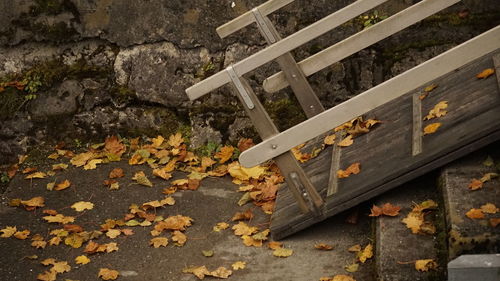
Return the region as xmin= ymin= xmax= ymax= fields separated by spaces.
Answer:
xmin=216 ymin=0 xmax=295 ymax=39
xmin=412 ymin=93 xmax=423 ymax=156
xmin=493 ymin=53 xmax=500 ymax=91
xmin=186 ymin=0 xmax=389 ymax=100
xmin=263 ymin=0 xmax=460 ymax=93
xmin=240 ymin=27 xmax=500 ymax=167
xmin=270 ymin=51 xmax=500 ymax=239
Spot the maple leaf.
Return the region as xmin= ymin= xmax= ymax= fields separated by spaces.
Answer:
xmin=292 ymin=145 xmax=312 ymax=163
xmin=150 ymin=237 xmax=169 ymax=248
xmin=232 ymin=261 xmax=246 ymax=270
xmin=232 ymin=222 xmax=258 ymax=236
xmin=109 ymin=168 xmax=124 ymax=179
xmin=37 ymin=269 xmax=57 ymax=281
xmin=423 ymin=123 xmax=441 ymax=135
xmin=183 ymin=266 xmax=210 ymax=279
xmin=369 ymin=203 xmax=401 ymax=217
xmin=132 ymin=171 xmax=153 ymax=187
xmin=468 ymin=178 xmax=483 ymax=190
xmin=44 ymin=214 xmax=75 ymax=224
xmin=54 ymin=179 xmax=71 ymax=191
xmin=64 ymin=233 xmax=84 ymax=248
xmin=168 ymin=133 xmax=184 ymax=148
xmin=150 ymin=135 xmax=165 ymax=148
xmin=106 ymin=229 xmax=121 ymax=239
xmin=172 ymin=230 xmax=187 ymax=246
xmin=322 ymin=275 xmax=356 ymax=281
xmin=98 ymin=268 xmax=119 ymax=280
xmin=476 ymin=68 xmax=495 ymax=79
xmin=156 ymin=215 xmax=193 ymax=231
xmin=104 ymin=136 xmax=126 ymax=156
xmin=268 ymin=241 xmax=283 ymax=250
xmin=71 ymin=201 xmax=94 ymax=212
xmin=415 ymin=259 xmax=438 ymax=272
xmin=52 ymin=261 xmax=71 ymax=273
xmin=25 ymin=171 xmax=47 ymax=179
xmin=337 ymin=163 xmax=361 ymax=179
xmin=423 ymin=101 xmax=448 ymax=120
xmin=238 ymin=138 xmax=254 ymax=152
xmin=465 ymin=208 xmax=485 ymax=219
xmin=1 ymin=226 xmax=17 ymax=238
xmin=31 ymin=240 xmax=47 ymax=249
xmin=357 ymin=244 xmax=373 ymax=263
xmin=480 ymin=203 xmax=498 ymax=214
xmin=324 ymin=134 xmax=336 ymax=145
xmin=201 ymin=157 xmax=216 ymax=171
xmin=84 ymin=159 xmax=103 ymax=170
xmin=215 ymin=146 xmax=235 ymax=164
xmin=213 ymin=222 xmax=230 ymax=232
xmin=232 ymin=209 xmax=254 ymax=221
xmin=338 ymin=135 xmax=354 ymax=147
xmin=252 ymin=229 xmax=270 ymax=241
xmin=52 ymin=163 xmax=68 ymax=171
xmin=402 ymin=211 xmax=424 ymax=234
xmin=210 ymin=267 xmax=232 ymax=279
xmin=480 ymin=172 xmax=498 ymax=183
xmin=49 ymin=237 xmax=62 ymax=246
xmin=273 ymin=247 xmax=293 ymax=257
xmin=242 ymin=235 xmax=263 ymax=247
xmin=315 ymin=243 xmax=334 ymax=251
xmin=70 ymin=152 xmax=95 ymax=167
xmin=75 ymin=255 xmax=90 ymax=265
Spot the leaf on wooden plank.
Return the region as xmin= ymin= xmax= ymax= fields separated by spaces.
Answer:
xmin=324 ymin=134 xmax=336 ymax=145
xmin=476 ymin=68 xmax=495 ymax=79
xmin=424 ymin=84 xmax=438 ymax=92
xmin=338 ymin=135 xmax=354 ymax=147
xmin=423 ymin=101 xmax=448 ymax=120
xmin=337 ymin=163 xmax=361 ymax=179
xmin=423 ymin=123 xmax=441 ymax=135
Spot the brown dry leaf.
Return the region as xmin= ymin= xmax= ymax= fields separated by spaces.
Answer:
xmin=232 ymin=261 xmax=246 ymax=270
xmin=98 ymin=268 xmax=119 ymax=280
xmin=20 ymin=196 xmax=45 ymax=210
xmin=476 ymin=68 xmax=495 ymax=79
xmin=71 ymin=201 xmax=94 ymax=212
xmin=338 ymin=135 xmax=354 ymax=147
xmin=480 ymin=203 xmax=498 ymax=214
xmin=105 ymin=136 xmax=126 ymax=155
xmin=291 ymin=145 xmax=312 ymax=163
xmin=232 ymin=209 xmax=254 ymax=221
xmin=168 ymin=133 xmax=183 ymax=148
xmin=238 ymin=138 xmax=254 ymax=152
xmin=54 ymin=180 xmax=71 ymax=191
xmin=415 ymin=259 xmax=438 ymax=272
xmin=75 ymin=255 xmax=90 ymax=265
xmin=37 ymin=269 xmax=57 ymax=281
xmin=268 ymin=241 xmax=283 ymax=250
xmin=210 ymin=267 xmax=233 ymax=279
xmin=466 ymin=208 xmax=485 ymax=219
xmin=132 ymin=171 xmax=153 ymax=187
xmin=357 ymin=244 xmax=373 ymax=263
xmin=25 ymin=171 xmax=48 ymax=179
xmin=242 ymin=235 xmax=263 ymax=247
xmin=109 ymin=168 xmax=124 ymax=179
xmin=52 ymin=163 xmax=68 ymax=171
xmin=64 ymin=224 xmax=83 ymax=233
xmin=84 ymin=159 xmax=103 ymax=170
xmin=150 ymin=237 xmax=169 ymax=248
xmin=490 ymin=218 xmax=500 ymax=227
xmin=232 ymin=222 xmax=258 ymax=236
xmin=172 ymin=230 xmax=187 ymax=246
xmin=337 ymin=163 xmax=361 ymax=179
xmin=369 ymin=203 xmax=401 ymax=217
xmin=215 ymin=146 xmax=235 ymax=164
xmin=468 ymin=179 xmax=483 ymax=190
xmin=273 ymin=247 xmax=293 ymax=258
xmin=423 ymin=123 xmax=441 ymax=135
xmin=152 ymin=168 xmax=172 ymax=180
xmin=213 ymin=222 xmax=230 ymax=232
xmin=156 ymin=215 xmax=193 ymax=231
xmin=423 ymin=101 xmax=448 ymax=120
xmin=183 ymin=266 xmax=210 ymax=280
xmin=314 ymin=243 xmax=334 ymax=251
xmin=1 ymin=226 xmax=17 ymax=238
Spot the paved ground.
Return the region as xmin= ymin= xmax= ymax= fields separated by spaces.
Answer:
xmin=0 ymin=158 xmax=375 ymax=281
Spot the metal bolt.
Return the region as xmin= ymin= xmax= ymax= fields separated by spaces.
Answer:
xmin=271 ymin=144 xmax=278 ymax=149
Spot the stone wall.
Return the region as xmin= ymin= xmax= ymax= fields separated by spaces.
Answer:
xmin=1 ymin=0 xmax=499 ymax=163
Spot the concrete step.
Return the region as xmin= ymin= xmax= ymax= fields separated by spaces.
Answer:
xmin=439 ymin=142 xmax=500 ymax=259
xmin=375 ymin=174 xmax=447 ymax=281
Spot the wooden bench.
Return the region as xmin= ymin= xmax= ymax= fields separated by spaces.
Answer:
xmin=186 ymin=0 xmax=500 ymax=239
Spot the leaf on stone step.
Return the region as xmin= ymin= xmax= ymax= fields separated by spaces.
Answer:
xmin=182 ymin=265 xmax=210 ymax=280
xmin=232 ymin=261 xmax=246 ymax=270
xmin=402 ymin=211 xmax=424 ymax=234
xmin=268 ymin=241 xmax=283 ymax=250
xmin=480 ymin=172 xmax=498 ymax=183
xmin=237 ymin=192 xmax=252 ymax=206
xmin=468 ymin=178 xmax=483 ymax=190
xmin=465 ymin=208 xmax=485 ymax=219
xmin=84 ymin=159 xmax=103 ymax=170
xmin=132 ymin=171 xmax=153 ymax=187
xmin=369 ymin=203 xmax=401 ymax=217
xmin=71 ymin=201 xmax=94 ymax=212
xmin=357 ymin=244 xmax=373 ymax=263
xmin=480 ymin=203 xmax=498 ymax=214
xmin=168 ymin=133 xmax=184 ymax=148
xmin=75 ymin=255 xmax=90 ymax=265
xmin=476 ymin=68 xmax=495 ymax=79
xmin=241 ymin=235 xmax=263 ymax=247
xmin=44 ymin=214 xmax=75 ymax=224
xmin=64 ymin=233 xmax=84 ymax=248
xmin=490 ymin=218 xmax=500 ymax=227
xmin=37 ymin=269 xmax=57 ymax=281
xmin=232 ymin=222 xmax=258 ymax=236
xmin=213 ymin=222 xmax=230 ymax=232
xmin=105 ymin=229 xmax=121 ymax=239
xmin=252 ymin=229 xmax=270 ymax=241
xmin=483 ymin=156 xmax=494 ymax=167
xmin=344 ymin=263 xmax=359 ymax=273
xmin=415 ymin=259 xmax=437 ymax=272
xmin=52 ymin=163 xmax=68 ymax=171
xmin=423 ymin=123 xmax=441 ymax=135
xmin=348 ymin=244 xmax=361 ymax=252
xmin=314 ymin=243 xmax=334 ymax=251
xmin=232 ymin=209 xmax=254 ymax=221
xmin=210 ymin=267 xmax=232 ymax=279
xmin=273 ymin=247 xmax=293 ymax=258
xmin=98 ymin=268 xmax=119 ymax=280
xmin=150 ymin=237 xmax=168 ymax=248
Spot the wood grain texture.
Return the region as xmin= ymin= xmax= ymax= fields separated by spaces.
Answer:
xmin=271 ymin=51 xmax=500 ymax=240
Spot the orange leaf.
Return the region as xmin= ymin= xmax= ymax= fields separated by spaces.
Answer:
xmin=104 ymin=136 xmax=125 ymax=156
xmin=54 ymin=180 xmax=71 ymax=191
xmin=231 ymin=209 xmax=254 ymax=221
xmin=214 ymin=146 xmax=234 ymax=164
xmin=423 ymin=123 xmax=441 ymax=135
xmin=314 ymin=243 xmax=334 ymax=251
xmin=468 ymin=178 xmax=483 ymax=190
xmin=465 ymin=208 xmax=485 ymax=219
xmin=337 ymin=163 xmax=361 ymax=179
xmin=109 ymin=168 xmax=124 ymax=179
xmin=369 ymin=203 xmax=401 ymax=217
xmin=476 ymin=68 xmax=495 ymax=79
xmin=490 ymin=218 xmax=500 ymax=227
xmin=98 ymin=268 xmax=119 ymax=280
xmin=238 ymin=138 xmax=254 ymax=152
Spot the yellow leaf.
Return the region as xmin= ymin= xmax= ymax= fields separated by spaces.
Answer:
xmin=214 ymin=146 xmax=234 ymax=164
xmin=49 ymin=236 xmax=61 ymax=246
xmin=75 ymin=255 xmax=90 ymax=265
xmin=423 ymin=123 xmax=441 ymax=135
xmin=52 ymin=261 xmax=71 ymax=273
xmin=476 ymin=68 xmax=495 ymax=79
xmin=1 ymin=226 xmax=17 ymax=238
xmin=480 ymin=172 xmax=498 ymax=183
xmin=25 ymin=172 xmax=47 ymax=179
xmin=423 ymin=101 xmax=448 ymax=120
xmin=273 ymin=247 xmax=293 ymax=257
xmin=150 ymin=237 xmax=169 ymax=248
xmin=98 ymin=268 xmax=119 ymax=280
xmin=182 ymin=266 xmax=210 ymax=279
xmin=168 ymin=133 xmax=183 ymax=148
xmin=44 ymin=214 xmax=75 ymax=224
xmin=344 ymin=263 xmax=359 ymax=273
xmin=71 ymin=201 xmax=94 ymax=212
xmin=151 ymin=135 xmax=165 ymax=148
xmin=232 ymin=222 xmax=258 ymax=236
xmin=37 ymin=269 xmax=57 ymax=281
xmin=324 ymin=134 xmax=336 ymax=145
xmin=70 ymin=152 xmax=95 ymax=167
xmin=338 ymin=135 xmax=354 ymax=147
xmin=152 ymin=168 xmax=172 ymax=180
xmin=228 ymin=162 xmax=266 ymax=181
xmin=106 ymin=229 xmax=121 ymax=239
xmin=132 ymin=171 xmax=153 ymax=187
xmin=64 ymin=233 xmax=84 ymax=248
xmin=480 ymin=203 xmax=498 ymax=214
xmin=251 ymin=229 xmax=270 ymax=241
xmin=415 ymin=259 xmax=438 ymax=272
xmin=357 ymin=244 xmax=373 ymax=263
xmin=231 ymin=261 xmax=246 ymax=270
xmin=20 ymin=196 xmax=45 ymax=209
xmin=52 ymin=163 xmax=68 ymax=171
xmin=402 ymin=211 xmax=424 ymax=234
xmin=348 ymin=244 xmax=361 ymax=252
xmin=213 ymin=222 xmax=230 ymax=232
xmin=31 ymin=240 xmax=47 ymax=249
xmin=268 ymin=241 xmax=283 ymax=250
xmin=210 ymin=266 xmax=232 ymax=278
xmin=172 ymin=230 xmax=187 ymax=246
xmin=424 ymin=84 xmax=438 ymax=92
xmin=241 ymin=235 xmax=263 ymax=247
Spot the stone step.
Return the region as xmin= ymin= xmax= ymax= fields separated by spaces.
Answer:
xmin=375 ymin=174 xmax=447 ymax=281
xmin=439 ymin=142 xmax=500 ymax=259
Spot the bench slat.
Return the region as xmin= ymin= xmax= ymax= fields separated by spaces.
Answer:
xmin=263 ymin=0 xmax=460 ymax=93
xmin=239 ymin=26 xmax=500 ymax=167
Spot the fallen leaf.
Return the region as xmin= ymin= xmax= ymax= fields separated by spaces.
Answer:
xmin=210 ymin=267 xmax=232 ymax=279
xmin=155 ymin=215 xmax=193 ymax=231
xmin=51 ymin=261 xmax=71 ymax=273
xmin=98 ymin=268 xmax=119 ymax=280
xmin=54 ymin=180 xmax=71 ymax=191
xmin=465 ymin=208 xmax=485 ymax=219
xmin=402 ymin=211 xmax=424 ymax=234
xmin=183 ymin=266 xmax=210 ymax=280
xmin=423 ymin=123 xmax=441 ymax=135
xmin=348 ymin=244 xmax=361 ymax=252
xmin=215 ymin=146 xmax=235 ymax=164
xmin=268 ymin=241 xmax=283 ymax=250
xmin=337 ymin=163 xmax=361 ymax=179
xmin=468 ymin=179 xmax=483 ymax=190
xmin=132 ymin=171 xmax=153 ymax=187
xmin=241 ymin=235 xmax=263 ymax=247
xmin=228 ymin=162 xmax=266 ymax=181
xmin=109 ymin=168 xmax=124 ymax=179
xmin=232 ymin=261 xmax=246 ymax=270
xmin=238 ymin=138 xmax=254 ymax=152
xmin=213 ymin=222 xmax=230 ymax=232
xmin=106 ymin=229 xmax=121 ymax=239
xmin=31 ymin=240 xmax=47 ymax=249
xmin=357 ymin=244 xmax=373 ymax=263
xmin=480 ymin=172 xmax=498 ymax=183
xmin=338 ymin=135 xmax=353 ymax=147
xmin=415 ymin=259 xmax=438 ymax=272
xmin=71 ymin=201 xmax=94 ymax=212
xmin=168 ymin=133 xmax=184 ymax=148
xmin=172 ymin=230 xmax=187 ymax=246
xmin=369 ymin=203 xmax=401 ymax=217
xmin=52 ymin=163 xmax=68 ymax=171
xmin=152 ymin=168 xmax=172 ymax=180
xmin=75 ymin=255 xmax=90 ymax=265
xmin=150 ymin=237 xmax=169 ymax=248
xmin=44 ymin=214 xmax=75 ymax=224
xmin=25 ymin=172 xmax=47 ymax=179
xmin=314 ymin=243 xmax=334 ymax=251
xmin=232 ymin=222 xmax=258 ymax=236
xmin=480 ymin=203 xmax=498 ymax=214
xmin=14 ymin=230 xmax=30 ymax=240
xmin=273 ymin=247 xmax=293 ymax=258
xmin=476 ymin=68 xmax=495 ymax=79
xmin=84 ymin=159 xmax=103 ymax=170
xmin=424 ymin=84 xmax=438 ymax=92
xmin=344 ymin=263 xmax=359 ymax=273
xmin=232 ymin=209 xmax=254 ymax=221
xmin=64 ymin=233 xmax=84 ymax=248
xmin=1 ymin=226 xmax=17 ymax=238
xmin=202 ymin=250 xmax=214 ymax=257
xmin=37 ymin=269 xmax=57 ymax=281
xmin=483 ymin=156 xmax=494 ymax=167
xmin=490 ymin=218 xmax=500 ymax=227
xmin=423 ymin=101 xmax=448 ymax=120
